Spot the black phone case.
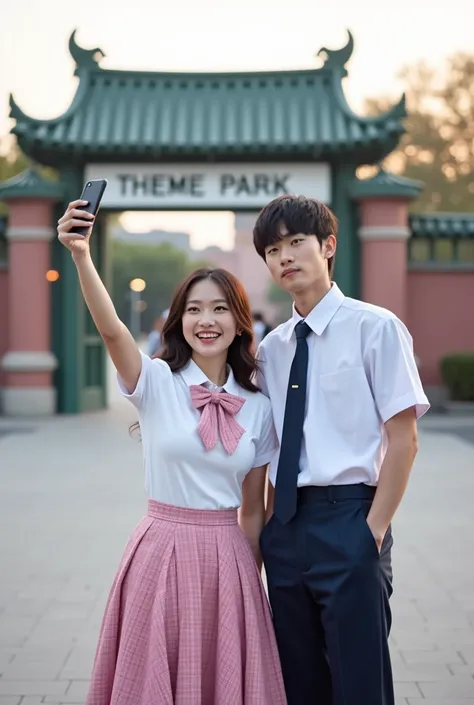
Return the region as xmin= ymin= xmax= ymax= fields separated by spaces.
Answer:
xmin=71 ymin=179 xmax=108 ymax=235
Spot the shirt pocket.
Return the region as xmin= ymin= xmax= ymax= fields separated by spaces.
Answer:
xmin=319 ymin=367 xmax=373 ymax=435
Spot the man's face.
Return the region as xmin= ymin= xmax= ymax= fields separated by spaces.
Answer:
xmin=264 ymin=231 xmax=336 ymax=294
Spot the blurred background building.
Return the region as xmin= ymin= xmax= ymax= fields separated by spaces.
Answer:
xmin=0 ymin=25 xmax=473 ymax=417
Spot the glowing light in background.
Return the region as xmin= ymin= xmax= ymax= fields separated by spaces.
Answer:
xmin=129 ymin=278 xmax=146 ymax=292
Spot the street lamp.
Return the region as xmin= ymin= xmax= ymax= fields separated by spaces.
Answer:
xmin=129 ymin=278 xmax=146 ymax=339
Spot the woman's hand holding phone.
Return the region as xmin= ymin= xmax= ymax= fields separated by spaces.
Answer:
xmin=57 ymin=195 xmax=142 ymax=395
xmin=57 ymin=200 xmax=95 ymax=260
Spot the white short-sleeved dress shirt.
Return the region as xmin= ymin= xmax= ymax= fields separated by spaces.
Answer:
xmin=118 ymin=353 xmax=278 ymax=509
xmin=257 ymin=283 xmax=430 ymax=488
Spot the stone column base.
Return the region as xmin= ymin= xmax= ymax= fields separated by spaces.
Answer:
xmin=1 ymin=387 xmax=57 ymax=417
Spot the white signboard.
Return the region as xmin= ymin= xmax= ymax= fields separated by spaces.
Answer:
xmin=84 ymin=163 xmax=331 ymax=209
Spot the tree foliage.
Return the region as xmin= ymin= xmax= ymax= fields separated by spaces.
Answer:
xmin=0 ymin=141 xmax=29 ymax=181
xmin=112 ymin=240 xmax=210 ymax=333
xmin=0 ymin=138 xmax=58 ymax=214
xmin=365 ymin=52 xmax=474 ymax=212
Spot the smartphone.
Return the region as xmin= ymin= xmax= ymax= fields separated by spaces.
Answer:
xmin=71 ymin=179 xmax=108 ymax=235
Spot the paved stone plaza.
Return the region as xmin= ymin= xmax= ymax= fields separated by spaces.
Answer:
xmin=1 ymin=382 xmax=474 ymax=704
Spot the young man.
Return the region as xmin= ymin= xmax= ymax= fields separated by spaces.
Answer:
xmin=253 ymin=195 xmax=430 ymax=705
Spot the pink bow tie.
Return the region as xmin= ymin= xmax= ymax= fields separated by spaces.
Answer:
xmin=190 ymin=385 xmax=246 ymax=455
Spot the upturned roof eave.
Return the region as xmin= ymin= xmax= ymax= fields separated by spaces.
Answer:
xmin=13 ymin=136 xmax=401 ymax=170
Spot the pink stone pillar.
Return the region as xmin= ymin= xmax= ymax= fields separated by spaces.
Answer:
xmin=1 ymin=198 xmax=58 ymax=416
xmin=357 ymin=199 xmax=412 ymax=322
xmin=0 ymin=261 xmax=7 ymax=392
xmin=351 ymin=169 xmax=423 ymax=322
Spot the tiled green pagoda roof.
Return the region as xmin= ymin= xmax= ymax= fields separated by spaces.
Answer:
xmin=0 ymin=168 xmax=63 ymax=200
xmin=10 ymin=30 xmax=407 ymax=167
xmin=409 ymin=212 xmax=474 ymax=238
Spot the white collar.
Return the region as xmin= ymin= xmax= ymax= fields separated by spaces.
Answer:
xmin=180 ymin=358 xmax=241 ymax=396
xmin=285 ymin=282 xmax=345 ymax=342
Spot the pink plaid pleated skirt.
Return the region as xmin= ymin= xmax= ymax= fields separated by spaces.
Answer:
xmin=86 ymin=500 xmax=287 ymax=705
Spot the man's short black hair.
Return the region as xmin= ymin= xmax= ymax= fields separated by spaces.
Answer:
xmin=253 ymin=195 xmax=338 ymax=275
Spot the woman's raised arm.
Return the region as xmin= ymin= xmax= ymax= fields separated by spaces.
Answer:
xmin=57 ymin=200 xmax=142 ymax=393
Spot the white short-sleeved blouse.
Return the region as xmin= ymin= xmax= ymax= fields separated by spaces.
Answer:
xmin=118 ymin=353 xmax=278 ymax=510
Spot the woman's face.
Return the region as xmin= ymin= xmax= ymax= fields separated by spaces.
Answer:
xmin=182 ymin=278 xmax=238 ymax=360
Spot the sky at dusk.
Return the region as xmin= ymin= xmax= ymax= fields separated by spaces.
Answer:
xmin=2 ymin=0 xmax=472 ymax=249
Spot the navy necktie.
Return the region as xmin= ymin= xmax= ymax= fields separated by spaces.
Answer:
xmin=274 ymin=320 xmax=311 ymax=524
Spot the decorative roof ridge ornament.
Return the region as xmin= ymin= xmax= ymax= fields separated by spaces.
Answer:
xmin=9 ymin=93 xmax=27 ymax=123
xmin=379 ymin=94 xmax=407 ymax=123
xmin=69 ymin=30 xmax=105 ymax=71
xmin=317 ymin=29 xmax=354 ymax=72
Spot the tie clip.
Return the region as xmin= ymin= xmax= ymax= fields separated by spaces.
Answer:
xmin=291 ymin=384 xmax=299 ymax=389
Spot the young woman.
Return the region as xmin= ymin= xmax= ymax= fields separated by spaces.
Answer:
xmin=57 ymin=200 xmax=287 ymax=705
